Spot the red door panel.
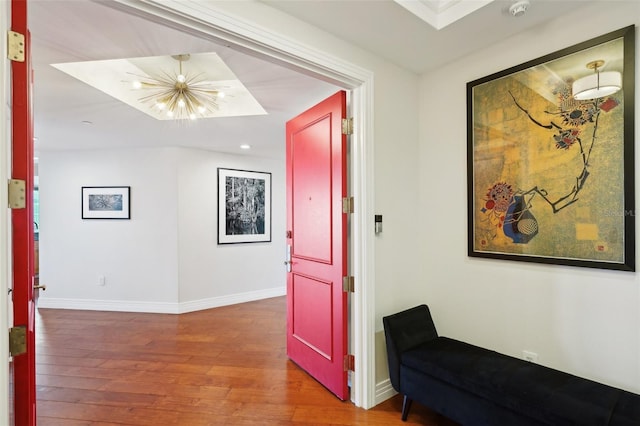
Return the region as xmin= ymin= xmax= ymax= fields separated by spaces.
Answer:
xmin=292 ymin=274 xmax=333 ymax=357
xmin=291 ymin=115 xmax=333 ymax=261
xmin=286 ymin=91 xmax=348 ymax=400
xmin=11 ymin=0 xmax=37 ymax=424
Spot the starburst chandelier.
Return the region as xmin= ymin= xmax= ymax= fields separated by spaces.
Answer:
xmin=131 ymin=54 xmax=225 ymax=120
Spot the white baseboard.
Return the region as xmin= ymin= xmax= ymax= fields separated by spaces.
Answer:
xmin=37 ymin=286 xmax=286 ymax=314
xmin=375 ymin=378 xmax=397 ymax=405
xmin=36 ymin=297 xmax=179 ymax=313
xmin=178 ymin=287 xmax=285 ymax=313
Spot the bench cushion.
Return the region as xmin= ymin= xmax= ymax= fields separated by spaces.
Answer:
xmin=402 ymin=337 xmax=640 ymax=426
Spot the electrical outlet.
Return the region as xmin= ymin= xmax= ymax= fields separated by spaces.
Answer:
xmin=98 ymin=275 xmax=105 ymax=286
xmin=523 ymin=350 xmax=538 ymax=363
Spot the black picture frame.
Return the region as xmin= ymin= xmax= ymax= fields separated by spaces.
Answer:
xmin=82 ymin=186 xmax=131 ymax=220
xmin=467 ymin=26 xmax=635 ymax=271
xmin=217 ymin=168 xmax=272 ymax=244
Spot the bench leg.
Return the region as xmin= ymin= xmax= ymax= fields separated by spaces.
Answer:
xmin=401 ymin=395 xmax=413 ymax=421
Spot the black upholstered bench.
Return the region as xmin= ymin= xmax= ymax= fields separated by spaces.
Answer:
xmin=383 ymin=304 xmax=640 ymax=425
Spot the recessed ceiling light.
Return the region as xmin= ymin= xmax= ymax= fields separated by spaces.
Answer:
xmin=240 ymin=144 xmax=251 ymax=150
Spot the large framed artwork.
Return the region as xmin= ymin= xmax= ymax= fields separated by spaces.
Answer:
xmin=82 ymin=186 xmax=131 ymax=219
xmin=467 ymin=26 xmax=635 ymax=271
xmin=218 ymin=168 xmax=272 ymax=244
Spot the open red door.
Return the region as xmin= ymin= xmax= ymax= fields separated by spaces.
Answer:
xmin=286 ymin=91 xmax=349 ymax=400
xmin=10 ymin=0 xmax=37 ymax=424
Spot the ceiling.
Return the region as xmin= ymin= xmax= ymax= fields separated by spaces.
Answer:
xmin=260 ymin=0 xmax=591 ymax=74
xmin=29 ymin=0 xmax=340 ymax=159
xmin=51 ymin=52 xmax=270 ymax=120
xmin=29 ymin=0 xmax=593 ymax=159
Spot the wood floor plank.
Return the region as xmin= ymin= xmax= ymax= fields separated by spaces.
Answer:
xmin=37 ymin=417 xmax=95 ymax=426
xmin=36 ymin=374 xmax=110 ymax=391
xmin=35 ymin=344 xmax=96 ymax=358
xmin=37 ymin=354 xmax=108 ymax=368
xmin=36 ymin=297 xmax=459 ymax=425
xmin=37 ymin=387 xmax=159 ymax=407
xmin=83 ymin=349 xmax=191 ymax=364
xmin=38 ymin=400 xmax=197 ymax=426
xmin=38 ymin=364 xmax=142 ymax=380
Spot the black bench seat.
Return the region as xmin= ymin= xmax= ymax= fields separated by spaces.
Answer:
xmin=383 ymin=304 xmax=640 ymax=425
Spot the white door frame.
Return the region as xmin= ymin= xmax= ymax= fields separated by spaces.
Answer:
xmin=109 ymin=0 xmax=377 ymax=408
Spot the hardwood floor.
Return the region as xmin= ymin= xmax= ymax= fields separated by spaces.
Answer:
xmin=35 ymin=296 xmax=458 ymax=425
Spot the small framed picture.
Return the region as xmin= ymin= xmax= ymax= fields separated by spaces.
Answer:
xmin=82 ymin=186 xmax=131 ymax=220
xmin=218 ymin=168 xmax=271 ymax=244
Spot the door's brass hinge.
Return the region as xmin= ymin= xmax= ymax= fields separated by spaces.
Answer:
xmin=344 ymin=354 xmax=355 ymax=372
xmin=342 ymin=196 xmax=354 ymax=214
xmin=342 ymin=276 xmax=354 ymax=293
xmin=9 ymin=325 xmax=27 ymax=357
xmin=7 ymin=31 xmax=25 ymax=62
xmin=8 ymin=179 xmax=26 ymax=209
xmin=342 ymin=117 xmax=353 ymax=135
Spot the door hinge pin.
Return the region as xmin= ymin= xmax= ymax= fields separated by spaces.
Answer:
xmin=342 ymin=276 xmax=354 ymax=293
xmin=9 ymin=325 xmax=27 ymax=357
xmin=342 ymin=196 xmax=354 ymax=214
xmin=342 ymin=117 xmax=353 ymax=135
xmin=7 ymin=31 xmax=26 ymax=62
xmin=8 ymin=179 xmax=26 ymax=209
xmin=344 ymin=354 xmax=355 ymax=372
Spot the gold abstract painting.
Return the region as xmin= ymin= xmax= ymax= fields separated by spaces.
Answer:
xmin=467 ymin=26 xmax=635 ymax=271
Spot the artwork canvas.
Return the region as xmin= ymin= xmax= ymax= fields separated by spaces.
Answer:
xmin=82 ymin=186 xmax=131 ymax=219
xmin=467 ymin=26 xmax=635 ymax=271
xmin=218 ymin=168 xmax=271 ymax=244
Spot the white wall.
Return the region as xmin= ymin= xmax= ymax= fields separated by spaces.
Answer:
xmin=176 ymin=148 xmax=286 ymax=308
xmin=372 ymin=64 xmax=421 ymax=317
xmin=38 ymin=146 xmax=286 ymax=313
xmin=371 ymin=64 xmax=421 ymax=391
xmin=39 ymin=148 xmax=180 ymax=310
xmin=419 ymin=1 xmax=640 ymax=394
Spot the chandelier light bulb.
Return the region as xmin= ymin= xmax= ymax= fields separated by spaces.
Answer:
xmin=198 ymin=106 xmax=206 ymax=114
xmin=166 ymin=110 xmax=174 ymax=117
xmin=178 ymin=99 xmax=186 ymax=108
xmin=132 ymin=80 xmax=142 ymax=89
xmin=177 ymin=74 xmax=186 ymax=83
xmin=189 ymin=113 xmax=197 ymax=120
xmin=156 ymin=101 xmax=166 ymax=110
xmin=218 ymin=91 xmax=225 ymax=99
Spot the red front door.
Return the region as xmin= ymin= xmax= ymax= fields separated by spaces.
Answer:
xmin=10 ymin=0 xmax=37 ymax=424
xmin=286 ymin=91 xmax=349 ymax=400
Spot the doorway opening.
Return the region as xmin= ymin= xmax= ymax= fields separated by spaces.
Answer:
xmin=31 ymin=0 xmax=375 ymax=409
